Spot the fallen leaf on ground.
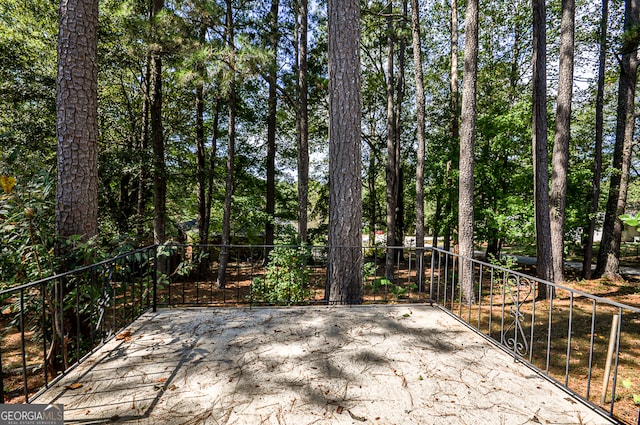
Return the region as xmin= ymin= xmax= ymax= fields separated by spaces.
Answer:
xmin=65 ymin=382 xmax=83 ymax=390
xmin=116 ymin=330 xmax=132 ymax=341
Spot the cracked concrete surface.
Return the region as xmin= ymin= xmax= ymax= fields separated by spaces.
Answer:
xmin=36 ymin=305 xmax=616 ymax=424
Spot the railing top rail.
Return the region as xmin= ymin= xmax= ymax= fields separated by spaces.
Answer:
xmin=0 ymin=245 xmax=158 ymax=296
xmin=429 ymin=245 xmax=640 ymax=313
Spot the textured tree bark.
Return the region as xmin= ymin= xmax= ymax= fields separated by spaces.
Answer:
xmin=582 ymin=0 xmax=608 ymax=280
xmin=326 ymin=0 xmax=362 ymax=304
xmin=55 ymin=0 xmax=99 ymax=248
xmin=550 ymin=0 xmax=575 ymax=284
xmin=458 ymin=0 xmax=478 ymax=305
xmin=411 ymin=0 xmax=426 ymax=291
xmin=532 ymin=0 xmax=554 ymax=289
xmin=54 ymin=0 xmax=99 ymax=375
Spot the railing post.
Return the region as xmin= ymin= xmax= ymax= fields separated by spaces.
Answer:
xmin=153 ymin=245 xmax=158 ymax=313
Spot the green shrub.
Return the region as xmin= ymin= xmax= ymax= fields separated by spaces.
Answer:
xmin=250 ymin=245 xmax=311 ymax=305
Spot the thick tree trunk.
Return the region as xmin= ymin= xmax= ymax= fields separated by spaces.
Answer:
xmin=326 ymin=0 xmax=362 ymax=304
xmin=550 ymin=0 xmax=575 ymax=284
xmin=458 ymin=0 xmax=478 ymax=305
xmin=54 ymin=0 xmax=99 ymax=374
xmin=532 ymin=0 xmax=554 ymax=289
xmin=217 ymin=0 xmax=236 ymax=289
xmin=297 ymin=0 xmax=309 ymax=244
xmin=582 ymin=0 xmax=608 ymax=279
xmin=595 ymin=0 xmax=639 ymax=278
xmin=411 ymin=0 xmax=426 ymax=291
xmin=55 ymin=0 xmax=99 ymax=247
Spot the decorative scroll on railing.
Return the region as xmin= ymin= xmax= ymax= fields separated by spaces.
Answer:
xmin=428 ymin=246 xmax=640 ymax=424
xmin=3 ymin=243 xmax=640 ymax=424
xmin=500 ymin=273 xmax=535 ymax=358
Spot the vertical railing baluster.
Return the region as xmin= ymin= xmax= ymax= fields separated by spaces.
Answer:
xmin=20 ymin=288 xmax=28 ymax=401
xmin=585 ymin=300 xmax=597 ymax=400
xmin=565 ymin=293 xmax=574 ymax=386
xmin=41 ymin=281 xmax=48 ymax=389
xmin=529 ymin=285 xmax=536 ymax=364
xmin=609 ymin=307 xmax=623 ymax=415
xmin=488 ymin=267 xmax=494 ymax=337
xmin=546 ymin=296 xmax=554 ymax=375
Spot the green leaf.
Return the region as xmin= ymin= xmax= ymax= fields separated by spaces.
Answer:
xmin=623 ymin=379 xmax=633 ymax=389
xmin=633 ymin=394 xmax=640 ymax=405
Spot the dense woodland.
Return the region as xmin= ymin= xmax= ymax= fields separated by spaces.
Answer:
xmin=1 ymin=0 xmax=640 ymax=299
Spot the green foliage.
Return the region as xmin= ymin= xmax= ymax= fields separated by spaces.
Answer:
xmin=622 ymin=379 xmax=640 ymax=405
xmin=487 ymin=254 xmax=520 ymax=271
xmin=0 ymin=147 xmax=56 ymax=289
xmin=620 ymin=213 xmax=640 ymax=229
xmin=250 ymin=246 xmax=311 ymax=305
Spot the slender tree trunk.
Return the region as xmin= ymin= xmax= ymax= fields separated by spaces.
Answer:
xmin=326 ymin=0 xmax=362 ymax=304
xmin=595 ymin=0 xmax=640 ymax=278
xmin=393 ymin=0 xmax=407 ymax=249
xmin=217 ymin=0 xmax=236 ymax=289
xmin=411 ymin=0 xmax=426 ymax=291
xmin=385 ymin=3 xmax=398 ymax=280
xmin=458 ymin=0 xmax=479 ymax=305
xmin=432 ymin=195 xmax=442 ymax=248
xmin=265 ymin=0 xmax=279 ymax=254
xmin=196 ymin=26 xmax=208 ymax=245
xmin=532 ymin=0 xmax=554 ymax=289
xmin=366 ymin=135 xmax=378 ymax=247
xmin=550 ymin=0 xmax=575 ymax=284
xmin=450 ymin=0 xmax=459 ymax=144
xmin=151 ymin=0 xmax=166 ymax=250
xmin=443 ymin=161 xmax=453 ymax=253
xmin=137 ymin=54 xmax=151 ymax=242
xmin=582 ymin=0 xmax=608 ymax=279
xmin=297 ymin=0 xmax=309 ymax=244
xmin=205 ymin=98 xmax=221 ymax=240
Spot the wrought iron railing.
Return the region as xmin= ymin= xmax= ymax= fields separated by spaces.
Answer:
xmin=155 ymin=243 xmax=429 ymax=306
xmin=0 ymin=246 xmax=157 ymax=403
xmin=2 ymin=242 xmax=638 ymax=423
xmin=428 ymin=246 xmax=640 ymax=424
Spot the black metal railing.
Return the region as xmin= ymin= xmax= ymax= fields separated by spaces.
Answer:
xmin=0 ymin=246 xmax=156 ymax=403
xmin=155 ymin=243 xmax=430 ymax=306
xmin=428 ymin=246 xmax=640 ymax=424
xmin=3 ymin=242 xmax=639 ymax=423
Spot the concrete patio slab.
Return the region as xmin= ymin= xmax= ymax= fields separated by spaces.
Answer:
xmin=36 ymin=305 xmax=615 ymax=424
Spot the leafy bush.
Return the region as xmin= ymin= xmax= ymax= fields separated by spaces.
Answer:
xmin=250 ymin=245 xmax=311 ymax=305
